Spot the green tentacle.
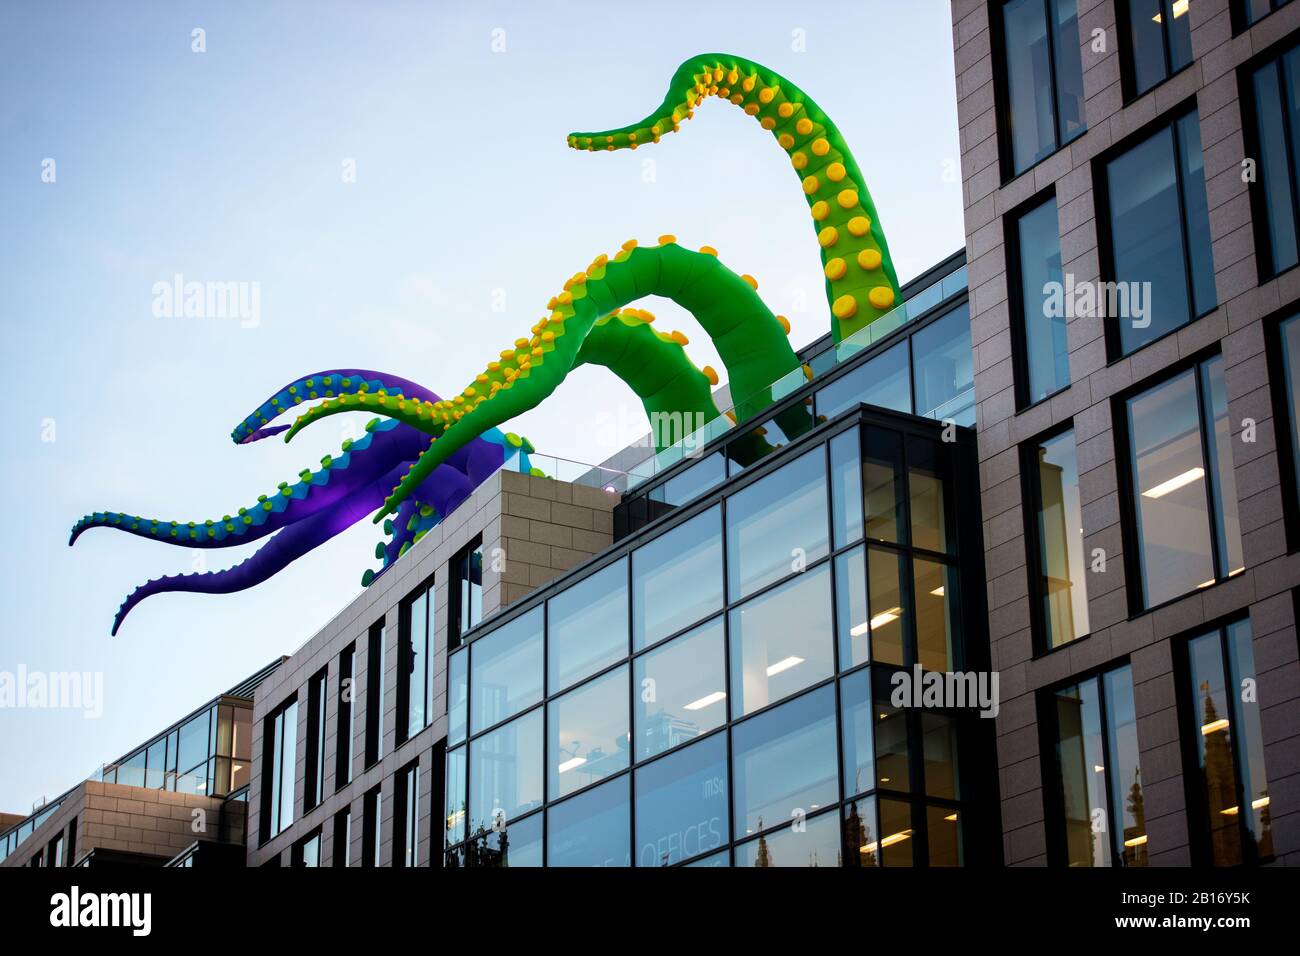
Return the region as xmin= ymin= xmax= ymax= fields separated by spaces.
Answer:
xmin=567 ymin=54 xmax=900 ymax=343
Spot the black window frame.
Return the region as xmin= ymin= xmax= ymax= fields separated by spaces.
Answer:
xmin=397 ymin=575 xmax=435 ymax=745
xmin=291 ymin=827 xmax=323 ymax=867
xmin=259 ymin=695 xmax=298 ymax=845
xmin=1265 ymin=307 xmax=1300 ymax=551
xmin=1005 ymin=186 xmax=1071 ymax=411
xmin=991 ymin=0 xmax=1088 ymax=183
xmin=449 ymin=534 xmax=484 ymax=650
xmin=335 ymin=642 xmax=356 ymax=790
xmin=393 ymin=759 xmax=421 ymax=868
xmin=1118 ymin=0 xmax=1196 ymax=102
xmin=362 ymin=783 xmax=383 ymax=868
xmin=332 ymin=807 xmax=351 ymax=868
xmin=364 ymin=619 xmax=386 ymax=769
xmin=1113 ymin=348 xmax=1243 ymax=615
xmin=1238 ymin=33 xmax=1300 ymax=283
xmin=1093 ymin=101 xmax=1217 ymax=362
xmin=1232 ymin=0 xmax=1295 ymax=34
xmin=303 ymin=666 xmax=327 ymax=813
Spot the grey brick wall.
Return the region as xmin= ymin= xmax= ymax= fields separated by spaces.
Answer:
xmin=953 ymin=0 xmax=1300 ymax=866
xmin=247 ymin=468 xmax=618 ymax=866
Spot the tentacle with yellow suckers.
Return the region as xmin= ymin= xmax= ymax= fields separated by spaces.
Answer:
xmin=567 ymin=54 xmax=900 ymax=343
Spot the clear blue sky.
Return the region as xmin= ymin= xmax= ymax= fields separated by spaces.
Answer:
xmin=0 ymin=0 xmax=963 ymax=815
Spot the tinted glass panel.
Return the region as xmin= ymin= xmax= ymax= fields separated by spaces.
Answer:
xmin=1282 ymin=315 xmax=1300 ymax=504
xmin=1103 ymin=666 xmax=1147 ymax=866
xmin=835 ymin=546 xmax=870 ymax=670
xmin=1016 ymin=196 xmax=1069 ymax=403
xmin=867 ymin=547 xmax=907 ymax=667
xmin=634 ymin=616 xmax=727 ymax=760
xmin=922 ymin=712 xmax=960 ymax=800
xmin=546 ymin=776 xmax=630 ymax=867
xmin=446 ymin=746 xmax=467 ymax=846
xmin=548 ymin=665 xmax=629 ymax=799
xmin=1051 ymin=0 xmax=1086 ymax=144
xmin=914 ymin=559 xmax=956 ymax=672
xmin=1003 ymin=0 xmax=1058 ymax=172
xmin=448 ymin=649 xmax=468 ymax=746
xmin=878 ymin=798 xmax=915 ymax=866
xmin=830 ymin=428 xmax=864 ymax=549
xmin=632 ymin=506 xmax=723 ymax=649
xmin=548 ymin=558 xmax=628 ymax=694
xmin=909 ymin=439 xmax=951 ymax=553
xmin=928 ymin=806 xmax=963 ymax=866
xmin=661 ymin=452 xmax=725 ymax=506
xmin=729 ymin=565 xmax=835 ymax=716
xmin=177 ymin=710 xmax=210 ymax=774
xmin=817 ymin=340 xmax=911 ymax=420
xmin=1176 ymin=112 xmax=1216 ymax=317
xmin=634 ymin=734 xmax=729 ymax=866
xmin=1127 ymin=368 xmax=1215 ymax=606
xmin=1032 ymin=429 xmax=1089 ymax=647
xmin=912 ymin=305 xmax=974 ymax=424
xmin=840 ymin=669 xmax=876 ymax=799
xmin=731 ymin=686 xmax=838 ymax=836
xmin=1127 ymin=0 xmax=1169 ymax=96
xmin=1252 ymin=56 xmax=1300 ymax=275
xmin=469 ymin=708 xmax=543 ymax=834
xmin=1201 ymin=356 xmax=1244 ymax=578
xmin=735 ymin=809 xmax=841 ymax=867
xmin=726 ymin=449 xmax=829 ymax=600
xmin=470 ymin=606 xmax=543 ymax=734
xmin=863 ymin=428 xmax=904 ymax=543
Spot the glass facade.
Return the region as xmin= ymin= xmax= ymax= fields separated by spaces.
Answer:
xmin=1125 ymin=356 xmax=1243 ymax=608
xmin=1027 ymin=428 xmax=1089 ymax=649
xmin=999 ymin=0 xmax=1086 ymax=175
xmin=1105 ymin=110 xmax=1215 ymax=355
xmin=262 ymin=698 xmax=298 ymax=841
xmin=1183 ymin=620 xmax=1273 ymax=865
xmin=1046 ymin=664 xmax=1148 ymax=866
xmin=450 ymin=535 xmax=483 ymax=649
xmin=399 ymin=579 xmax=434 ymax=743
xmin=1280 ymin=313 xmax=1300 ymax=512
xmin=443 ymin=411 xmax=976 ymax=866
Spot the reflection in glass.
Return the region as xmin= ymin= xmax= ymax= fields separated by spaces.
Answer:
xmin=840 ymin=670 xmax=875 ymax=799
xmin=1252 ymin=53 xmax=1300 ymax=276
xmin=830 ymin=428 xmax=864 ymax=549
xmin=660 ymin=452 xmax=725 ymax=507
xmin=1283 ymin=316 xmax=1300 ymax=522
xmin=1103 ymin=666 xmax=1147 ymax=867
xmin=867 ymin=548 xmax=907 ymax=666
xmin=1127 ymin=368 xmax=1215 ymax=606
xmin=835 ymin=546 xmax=870 ymax=669
xmin=914 ymin=559 xmax=956 ymax=672
xmin=816 ymin=340 xmax=911 ymax=420
xmin=1127 ymin=0 xmax=1193 ymax=97
xmin=928 ymin=806 xmax=962 ymax=866
xmin=634 ymin=617 xmax=727 ymax=760
xmin=731 ymin=686 xmax=838 ymax=836
xmin=735 ymin=809 xmax=841 ymax=867
xmin=1002 ymin=0 xmax=1087 ymax=172
xmin=547 ymin=776 xmax=630 ymax=867
xmin=729 ymin=566 xmax=834 ymax=715
xmin=634 ymin=735 xmax=729 ymax=866
xmin=469 ymin=708 xmax=543 ymax=835
xmin=878 ymin=798 xmax=915 ymax=866
xmin=912 ymin=305 xmax=974 ymax=424
xmin=863 ymin=428 xmax=903 ymax=542
xmin=842 ymin=797 xmax=879 ymax=866
xmin=548 ymin=558 xmax=628 ymax=694
xmin=548 ymin=666 xmax=629 ymax=799
xmin=685 ymin=849 xmax=730 ymax=867
xmin=448 ymin=649 xmax=468 ymax=746
xmin=726 ymin=449 xmax=829 ymax=600
xmin=909 ymin=438 xmax=950 ymax=553
xmin=1053 ymin=677 xmax=1111 ymax=866
xmin=1201 ymin=356 xmax=1244 ymax=580
xmin=462 ymin=810 xmax=543 ymax=867
xmin=470 ymin=606 xmax=543 ymax=734
xmin=632 ymin=506 xmax=723 ymax=649
xmin=446 ymin=746 xmax=467 ymax=847
xmin=1032 ymin=429 xmax=1089 ymax=648
xmin=875 ymin=697 xmax=910 ymax=792
xmin=1016 ymin=195 xmax=1068 ymax=403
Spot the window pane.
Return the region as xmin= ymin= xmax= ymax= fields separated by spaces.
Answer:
xmin=863 ymin=428 xmax=904 ymax=543
xmin=1102 ymin=666 xmax=1148 ymax=866
xmin=875 ymin=697 xmax=910 ymax=792
xmin=632 ymin=506 xmax=723 ymax=650
xmin=634 ymin=734 xmax=729 ymax=866
xmin=118 ymin=750 xmax=145 ymax=788
xmin=145 ymin=737 xmax=167 ymax=789
xmin=634 ymin=616 xmax=727 ymax=760
xmin=817 ymin=339 xmax=911 ymax=420
xmin=469 ymin=708 xmax=543 ymax=834
xmin=1127 ymin=0 xmax=1169 ymax=96
xmin=1167 ymin=0 xmax=1193 ymax=72
xmin=1201 ymin=356 xmax=1244 ymax=578
xmin=726 ymin=449 xmax=829 ymax=600
xmin=729 ymin=565 xmax=835 ymax=716
xmin=686 ymin=849 xmax=730 ymax=867
xmin=840 ymin=669 xmax=876 ymax=799
xmin=923 ymin=712 xmax=960 ymax=800
xmin=278 ymin=702 xmax=297 ymax=831
xmin=1253 ymin=60 xmax=1300 ymax=275
xmin=1127 ymin=369 xmax=1214 ymax=606
xmin=548 ymin=558 xmax=628 ymax=694
xmin=1017 ymin=196 xmax=1069 ymax=403
xmin=403 ymin=587 xmax=430 ymax=738
xmin=842 ymin=797 xmax=879 ymax=866
xmin=1225 ymin=620 xmax=1272 ymax=859
xmin=1283 ymin=316 xmax=1300 ymax=516
xmin=731 ymin=686 xmax=838 ymax=837
xmin=176 ymin=710 xmax=210 ymax=774
xmin=928 ymin=806 xmax=963 ymax=866
xmin=661 ymin=452 xmax=725 ymax=506
xmin=1188 ymin=631 xmax=1242 ymax=865
xmin=735 ymin=809 xmax=841 ymax=867
xmin=548 ymin=666 xmax=629 ymax=799
xmin=868 ymin=547 xmax=907 ymax=666
xmin=466 ymin=810 xmax=543 ymax=867
xmin=546 ymin=776 xmax=630 ymax=867
xmin=1176 ymin=112 xmax=1216 ymax=317
xmin=1032 ymin=429 xmax=1090 ymax=647
xmin=914 ymin=559 xmax=957 ymax=672
xmin=830 ymin=428 xmax=864 ymax=549
xmin=1053 ymin=677 xmax=1111 ymax=866
xmin=446 ymin=746 xmax=467 ymax=846
xmin=448 ymin=649 xmax=468 ymax=746
xmin=470 ymin=607 xmax=543 ymax=734
xmin=878 ymin=798 xmax=915 ymax=866
xmin=835 ymin=546 xmax=870 ymax=670
xmin=909 ymin=438 xmax=951 ymax=553
xmin=912 ymin=305 xmax=974 ymax=424
xmin=1003 ymin=0 xmax=1058 ymax=172
xmin=1107 ymin=124 xmax=1191 ymax=354
xmin=1051 ymin=0 xmax=1086 ymax=144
